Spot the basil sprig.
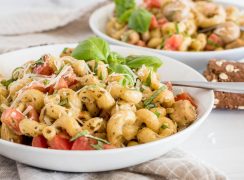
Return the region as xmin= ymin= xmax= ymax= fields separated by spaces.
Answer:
xmin=71 ymin=37 xmax=110 ymax=62
xmin=128 ymin=8 xmax=152 ymax=33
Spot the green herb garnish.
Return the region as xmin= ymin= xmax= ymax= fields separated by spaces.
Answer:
xmin=72 ymin=37 xmax=110 ymax=62
xmin=59 ymin=98 xmax=68 ymax=106
xmin=161 ymin=123 xmax=169 ymax=129
xmin=91 ymin=141 xmax=104 ymax=150
xmin=126 ymin=55 xmax=163 ymax=71
xmin=144 ymin=71 xmax=152 ymax=86
xmin=43 ymin=79 xmax=50 ymax=85
xmin=70 ymin=130 xmax=89 ymax=141
xmin=62 ymin=47 xmax=68 ymax=53
xmin=34 ymin=57 xmax=44 ymax=66
xmin=70 ymin=130 xmax=110 ymax=144
xmin=175 ymin=23 xmax=179 ymax=34
xmin=128 ymin=8 xmax=152 ymax=33
xmin=145 ymin=103 xmax=156 ymax=109
xmin=114 ymin=0 xmax=135 ymax=18
xmin=207 ymin=39 xmax=220 ymax=48
xmin=144 ymin=86 xmax=167 ymax=107
xmin=109 ymin=64 xmax=136 ymax=86
xmin=1 ymin=79 xmax=14 ymax=88
xmin=154 ymin=111 xmax=160 ymax=118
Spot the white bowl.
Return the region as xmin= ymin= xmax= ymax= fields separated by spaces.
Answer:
xmin=0 ymin=44 xmax=214 ymax=172
xmin=89 ymin=2 xmax=244 ymax=70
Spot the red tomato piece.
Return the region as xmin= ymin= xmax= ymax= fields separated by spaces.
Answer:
xmin=103 ymin=144 xmax=116 ymax=150
xmin=55 ymin=77 xmax=68 ymax=90
xmin=175 ymin=92 xmax=197 ymax=108
xmin=64 ymin=73 xmax=77 ymax=87
xmin=49 ymin=135 xmax=72 ymax=150
xmin=164 ymin=35 xmax=183 ymax=51
xmin=150 ymin=15 xmax=158 ymax=29
xmin=71 ymin=137 xmax=97 ymax=150
xmin=1 ymin=108 xmax=24 ymax=135
xmin=205 ymin=33 xmax=223 ymax=51
xmin=26 ymin=82 xmax=46 ymax=93
xmin=33 ymin=63 xmax=54 ymax=76
xmin=27 ymin=105 xmax=39 ymax=121
xmin=158 ymin=18 xmax=168 ymax=26
xmin=32 ymin=135 xmax=48 ymax=148
xmin=144 ymin=0 xmax=161 ymax=8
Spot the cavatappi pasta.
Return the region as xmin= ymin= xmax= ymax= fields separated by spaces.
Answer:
xmin=0 ymin=38 xmax=197 ymax=150
xmin=106 ymin=0 xmax=244 ymax=51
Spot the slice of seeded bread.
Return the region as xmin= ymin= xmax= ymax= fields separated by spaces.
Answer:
xmin=203 ymin=59 xmax=244 ymax=109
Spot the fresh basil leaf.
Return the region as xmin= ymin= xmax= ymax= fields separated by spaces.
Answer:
xmin=1 ymin=79 xmax=14 ymax=88
xmin=128 ymin=8 xmax=152 ymax=33
xmin=144 ymin=71 xmax=152 ymax=86
xmin=119 ymin=9 xmax=133 ymax=23
xmin=34 ymin=57 xmax=44 ymax=66
xmin=114 ymin=0 xmax=135 ymax=18
xmin=71 ymin=37 xmax=110 ymax=62
xmin=126 ymin=55 xmax=163 ymax=71
xmin=144 ymin=86 xmax=167 ymax=107
xmin=62 ymin=47 xmax=68 ymax=53
xmin=109 ymin=64 xmax=136 ymax=86
xmin=107 ymin=52 xmax=126 ymax=64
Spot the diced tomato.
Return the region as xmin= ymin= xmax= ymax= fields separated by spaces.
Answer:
xmin=103 ymin=144 xmax=116 ymax=150
xmin=163 ymin=34 xmax=183 ymax=51
xmin=25 ymin=82 xmax=46 ymax=93
xmin=1 ymin=108 xmax=24 ymax=135
xmin=205 ymin=33 xmax=223 ymax=51
xmin=64 ymin=73 xmax=77 ymax=87
xmin=165 ymin=81 xmax=173 ymax=91
xmin=55 ymin=77 xmax=68 ymax=90
xmin=33 ymin=63 xmax=54 ymax=76
xmin=27 ymin=105 xmax=39 ymax=121
xmin=49 ymin=134 xmax=72 ymax=150
xmin=32 ymin=135 xmax=48 ymax=148
xmin=71 ymin=137 xmax=97 ymax=150
xmin=175 ymin=92 xmax=197 ymax=108
xmin=144 ymin=0 xmax=161 ymax=8
xmin=150 ymin=15 xmax=158 ymax=29
xmin=136 ymin=40 xmax=146 ymax=47
xmin=158 ymin=18 xmax=168 ymax=26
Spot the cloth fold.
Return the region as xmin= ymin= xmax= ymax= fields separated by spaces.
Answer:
xmin=11 ymin=149 xmax=225 ymax=180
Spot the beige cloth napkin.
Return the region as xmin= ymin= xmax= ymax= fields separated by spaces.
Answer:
xmin=0 ymin=149 xmax=226 ymax=180
xmin=0 ymin=1 xmax=227 ymax=179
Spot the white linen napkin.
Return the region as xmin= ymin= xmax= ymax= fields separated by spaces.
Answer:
xmin=0 ymin=149 xmax=226 ymax=180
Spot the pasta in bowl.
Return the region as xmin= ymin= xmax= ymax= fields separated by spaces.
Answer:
xmin=89 ymin=0 xmax=244 ymax=69
xmin=0 ymin=37 xmax=213 ymax=172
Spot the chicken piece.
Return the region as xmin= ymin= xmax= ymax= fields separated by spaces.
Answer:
xmin=170 ymin=100 xmax=197 ymax=128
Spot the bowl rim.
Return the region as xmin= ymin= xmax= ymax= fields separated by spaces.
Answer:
xmin=89 ymin=1 xmax=244 ymax=55
xmin=0 ymin=43 xmax=214 ymax=155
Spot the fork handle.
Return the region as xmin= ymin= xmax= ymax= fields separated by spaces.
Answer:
xmin=170 ymin=81 xmax=244 ymax=94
